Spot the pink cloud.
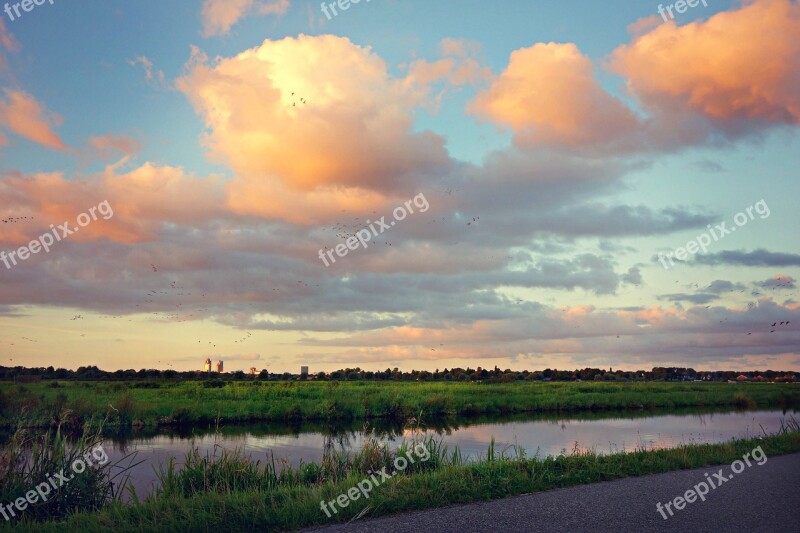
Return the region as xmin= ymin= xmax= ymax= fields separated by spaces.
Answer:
xmin=88 ymin=134 xmax=142 ymax=159
xmin=612 ymin=0 xmax=800 ymax=126
xmin=0 ymin=17 xmax=19 ymax=71
xmin=469 ymin=43 xmax=639 ymax=148
xmin=403 ymin=38 xmax=492 ymax=90
xmin=0 ymin=90 xmax=70 ymax=151
xmin=201 ymin=0 xmax=290 ymax=37
xmin=626 ymin=15 xmax=661 ymax=36
xmin=177 ymin=35 xmax=449 ymax=223
xmin=0 ymin=162 xmax=228 ymax=246
xmin=258 ymin=0 xmax=289 ymax=16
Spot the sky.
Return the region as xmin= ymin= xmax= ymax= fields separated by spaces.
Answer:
xmin=0 ymin=0 xmax=798 ymax=374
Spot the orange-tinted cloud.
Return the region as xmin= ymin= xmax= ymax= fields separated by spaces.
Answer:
xmin=0 ymin=18 xmax=16 ymax=52
xmin=0 ymin=89 xmax=69 ymax=151
xmin=612 ymin=0 xmax=800 ymax=126
xmin=201 ymin=0 xmax=254 ymax=36
xmin=201 ymin=0 xmax=289 ymax=37
xmin=0 ymin=162 xmax=227 ymax=245
xmin=127 ymin=56 xmax=167 ymax=88
xmin=177 ymin=35 xmax=449 ymax=223
xmin=258 ymin=0 xmax=289 ymax=16
xmin=403 ymin=38 xmax=492 ymax=90
xmin=469 ymin=43 xmax=639 ymax=147
xmin=626 ymin=15 xmax=661 ymax=36
xmin=0 ymin=17 xmax=19 ymax=71
xmin=88 ymin=134 xmax=142 ymax=159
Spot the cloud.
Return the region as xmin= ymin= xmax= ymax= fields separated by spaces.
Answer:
xmin=0 ymin=161 xmax=228 ymax=246
xmin=298 ymin=299 xmax=800 ymax=368
xmin=0 ymin=17 xmax=19 ymax=71
xmin=0 ymin=18 xmax=16 ymax=52
xmin=658 ymin=279 xmax=750 ymax=305
xmin=691 ymin=159 xmax=725 ymax=173
xmin=528 ymin=203 xmax=714 ymax=237
xmin=201 ymin=0 xmax=254 ymax=36
xmin=177 ymin=35 xmax=450 ymax=223
xmin=258 ymin=0 xmax=289 ymax=16
xmin=467 ymin=0 xmax=800 ymax=155
xmin=705 ymin=280 xmax=746 ymax=294
xmin=0 ymin=89 xmax=70 ymax=151
xmin=4 ymin=9 xmax=798 ymax=373
xmin=627 ymin=15 xmax=661 ymax=36
xmin=658 ymin=293 xmax=719 ymax=305
xmin=201 ymin=0 xmax=289 ymax=37
xmin=402 ymin=38 xmax=493 ymax=106
xmin=693 ymin=249 xmax=800 ymax=267
xmin=756 ymin=274 xmax=796 ymax=290
xmin=88 ymin=134 xmax=142 ymax=160
xmin=612 ymin=0 xmax=800 ymax=132
xmin=621 ymin=266 xmax=642 ymax=285
xmin=469 ymin=42 xmax=639 ymax=149
xmin=219 ymin=353 xmax=262 ymax=362
xmin=128 ymin=56 xmax=166 ymax=87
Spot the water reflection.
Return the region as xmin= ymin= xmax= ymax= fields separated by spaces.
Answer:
xmin=5 ymin=407 xmax=797 ymax=499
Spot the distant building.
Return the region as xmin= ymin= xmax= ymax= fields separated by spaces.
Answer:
xmin=301 ymin=366 xmax=309 ymax=378
xmin=203 ymin=358 xmax=212 ymax=372
xmin=249 ymin=367 xmax=257 ymax=376
xmin=215 ymin=360 xmax=224 ymax=373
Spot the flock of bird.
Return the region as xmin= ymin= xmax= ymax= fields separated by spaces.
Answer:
xmin=3 ymin=262 xmax=259 ymax=361
xmin=289 ymin=92 xmax=307 ymax=108
xmin=745 ymin=321 xmax=791 ymax=335
xmin=323 ymin=191 xmax=481 ymax=249
xmin=768 ymin=276 xmax=795 ymax=289
xmin=1 ymin=216 xmax=34 ymax=224
xmin=3 ymin=211 xmax=456 ymax=361
xmin=1 ymin=198 xmax=797 ymax=368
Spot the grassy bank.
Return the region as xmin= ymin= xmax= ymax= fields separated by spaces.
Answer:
xmin=0 ymin=423 xmax=134 ymax=526
xmin=11 ymin=405 xmax=754 ymax=446
xmin=2 ymin=380 xmax=798 ymax=430
xmin=4 ymin=420 xmax=800 ymax=532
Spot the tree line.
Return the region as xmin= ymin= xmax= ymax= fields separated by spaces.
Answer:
xmin=0 ymin=365 xmax=796 ymax=382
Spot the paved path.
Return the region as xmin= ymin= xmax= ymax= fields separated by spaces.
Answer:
xmin=313 ymin=452 xmax=800 ymax=532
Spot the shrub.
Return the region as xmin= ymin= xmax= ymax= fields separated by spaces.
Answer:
xmin=733 ymin=392 xmax=755 ymax=408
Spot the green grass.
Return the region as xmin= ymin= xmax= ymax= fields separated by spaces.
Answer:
xmin=4 ymin=419 xmax=800 ymax=532
xmin=0 ymin=420 xmax=138 ymax=524
xmin=2 ymin=380 xmax=798 ymax=431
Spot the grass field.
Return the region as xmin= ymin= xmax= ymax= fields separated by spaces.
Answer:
xmin=1 ymin=380 xmax=798 ymax=430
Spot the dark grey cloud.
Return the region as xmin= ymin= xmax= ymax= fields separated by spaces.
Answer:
xmin=705 ymin=280 xmax=747 ymax=294
xmin=621 ymin=266 xmax=643 ymax=285
xmin=658 ymin=293 xmax=719 ymax=305
xmin=693 ymin=249 xmax=800 ymax=267
xmin=528 ymin=204 xmax=715 ymax=238
xmin=756 ymin=275 xmax=796 ymax=290
xmin=691 ymin=159 xmax=725 ymax=173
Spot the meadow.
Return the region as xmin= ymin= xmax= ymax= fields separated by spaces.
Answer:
xmin=1 ymin=381 xmax=799 ymax=531
xmin=1 ymin=380 xmax=798 ymax=431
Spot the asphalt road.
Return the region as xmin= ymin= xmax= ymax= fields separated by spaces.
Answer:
xmin=313 ymin=452 xmax=800 ymax=533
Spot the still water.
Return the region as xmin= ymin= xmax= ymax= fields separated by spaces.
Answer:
xmin=101 ymin=408 xmax=796 ymax=498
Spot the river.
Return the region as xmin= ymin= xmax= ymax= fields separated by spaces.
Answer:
xmin=95 ymin=407 xmax=798 ymax=498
